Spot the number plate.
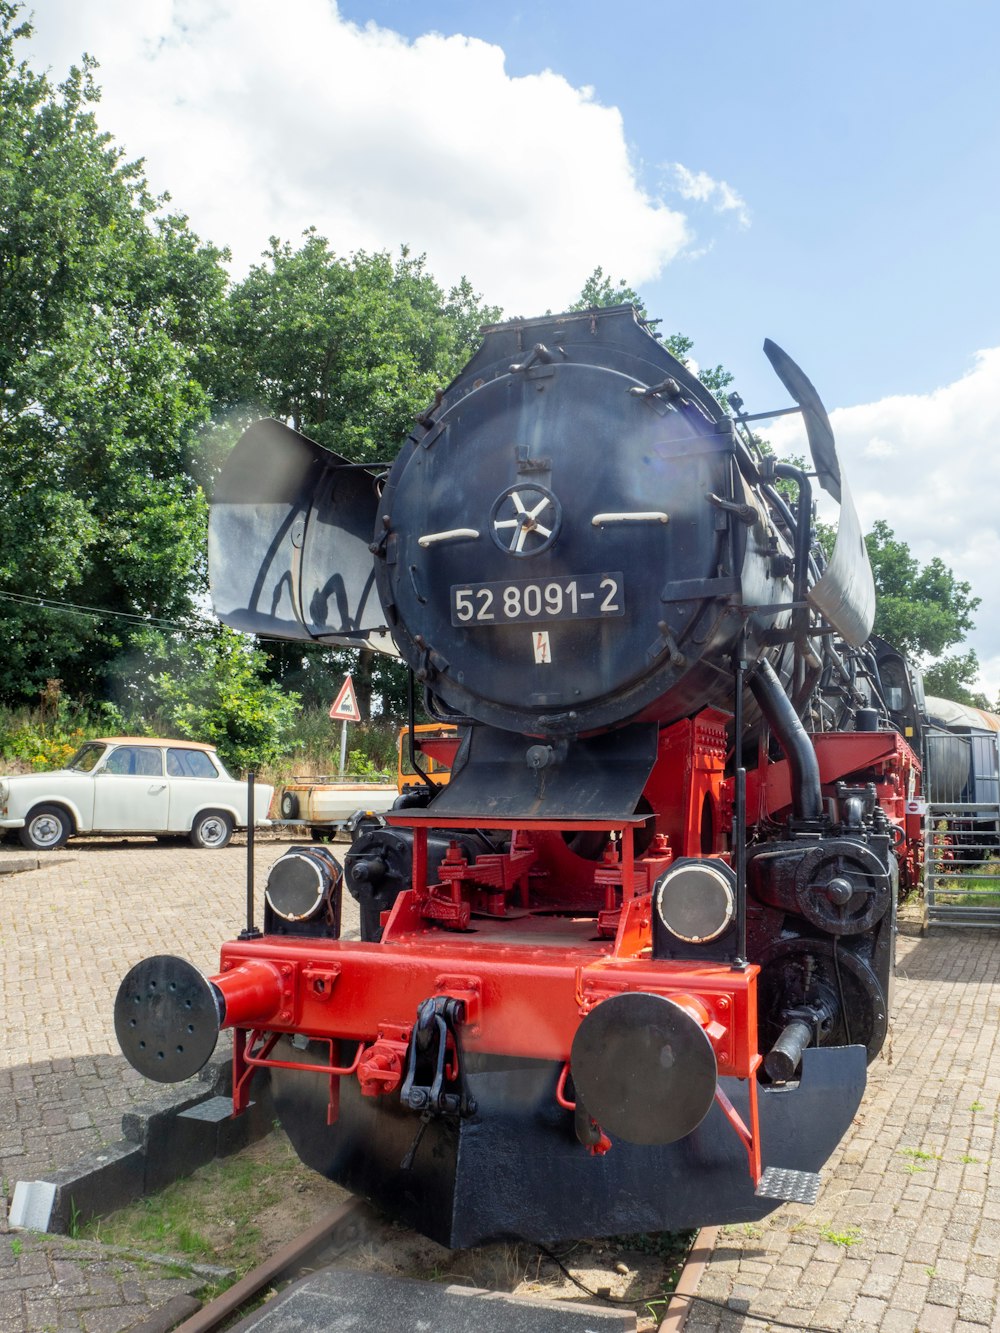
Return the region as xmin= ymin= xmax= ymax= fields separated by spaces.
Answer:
xmin=451 ymin=573 xmax=625 ymax=626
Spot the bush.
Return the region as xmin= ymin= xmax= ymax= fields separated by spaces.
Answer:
xmin=142 ymin=628 xmax=301 ymax=774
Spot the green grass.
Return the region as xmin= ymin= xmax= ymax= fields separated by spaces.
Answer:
xmin=80 ymin=1136 xmax=308 ymax=1274
xmin=820 ymin=1226 xmax=862 ymax=1247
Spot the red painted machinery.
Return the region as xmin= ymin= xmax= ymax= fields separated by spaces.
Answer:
xmin=116 ymin=306 xmax=919 ymax=1246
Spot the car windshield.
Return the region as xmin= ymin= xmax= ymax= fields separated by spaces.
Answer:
xmin=66 ymin=743 xmax=108 ymax=773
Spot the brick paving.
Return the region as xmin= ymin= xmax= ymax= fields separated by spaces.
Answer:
xmin=0 ymin=833 xmax=345 ymax=1333
xmin=2 ymin=839 xmax=1000 ymax=1331
xmin=684 ymin=922 xmax=1000 ymax=1332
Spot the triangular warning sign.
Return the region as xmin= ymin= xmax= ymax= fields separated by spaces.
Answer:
xmin=329 ymin=676 xmax=361 ymax=722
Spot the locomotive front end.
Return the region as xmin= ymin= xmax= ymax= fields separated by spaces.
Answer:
xmin=115 ymin=304 xmax=903 ymax=1247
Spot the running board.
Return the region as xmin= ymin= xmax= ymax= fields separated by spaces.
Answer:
xmin=755 ymin=1165 xmax=821 ymax=1204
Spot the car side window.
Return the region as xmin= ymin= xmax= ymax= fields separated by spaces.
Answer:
xmin=167 ymin=748 xmax=218 ymax=779
xmin=104 ymin=746 xmax=164 ymax=777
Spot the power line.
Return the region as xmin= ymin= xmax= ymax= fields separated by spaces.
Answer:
xmin=0 ymin=588 xmax=219 ymax=636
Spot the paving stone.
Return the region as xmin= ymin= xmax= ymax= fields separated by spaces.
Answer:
xmin=852 ymin=1294 xmax=888 ymax=1324
xmin=8 ymin=845 xmax=1000 ymax=1333
xmin=957 ymin=1291 xmax=994 ymax=1325
xmin=0 ymin=839 xmax=314 ymax=1333
xmin=690 ymin=925 xmax=1000 ymax=1332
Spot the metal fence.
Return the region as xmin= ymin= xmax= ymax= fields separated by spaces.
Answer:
xmin=924 ymin=801 xmax=1000 ymax=926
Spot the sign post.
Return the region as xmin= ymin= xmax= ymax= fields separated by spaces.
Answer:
xmin=329 ymin=675 xmax=362 ymax=777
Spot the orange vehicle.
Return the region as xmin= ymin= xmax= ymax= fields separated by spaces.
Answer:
xmin=396 ymin=723 xmax=459 ymax=792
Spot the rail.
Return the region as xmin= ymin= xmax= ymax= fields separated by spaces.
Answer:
xmin=151 ymin=1193 xmax=712 ymax=1332
xmin=170 ymin=1198 xmax=372 ymax=1333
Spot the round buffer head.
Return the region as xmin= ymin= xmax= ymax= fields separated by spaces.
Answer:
xmin=570 ymin=992 xmax=717 ymax=1145
xmin=114 ymin=955 xmax=223 ymax=1083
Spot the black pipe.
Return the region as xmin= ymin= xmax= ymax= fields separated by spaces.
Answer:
xmin=764 ymin=1019 xmax=814 ymax=1083
xmin=406 ymin=668 xmax=437 ymax=792
xmin=772 ymin=462 xmax=812 ymax=630
xmin=748 ymin=659 xmax=823 ymax=821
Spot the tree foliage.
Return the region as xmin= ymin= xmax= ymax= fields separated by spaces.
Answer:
xmin=117 ymin=627 xmax=301 ymax=774
xmin=571 ymin=267 xmax=733 ymax=404
xmin=921 ymin=650 xmax=990 ymax=711
xmin=216 ymin=232 xmax=500 ymax=464
xmin=865 ymin=520 xmax=979 ymax=660
xmin=0 ymin=5 xmax=229 ymax=703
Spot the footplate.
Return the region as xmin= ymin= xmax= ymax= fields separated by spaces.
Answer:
xmin=755 ymin=1165 xmax=821 ymax=1204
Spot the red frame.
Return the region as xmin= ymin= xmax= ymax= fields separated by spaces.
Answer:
xmin=214 ymin=710 xmax=788 ymax=1184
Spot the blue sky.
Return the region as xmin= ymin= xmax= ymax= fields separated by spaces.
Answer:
xmin=336 ymin=1 xmax=1000 ymax=411
xmin=24 ymin=1 xmax=1000 ymax=695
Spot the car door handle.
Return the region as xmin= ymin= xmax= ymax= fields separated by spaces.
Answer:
xmin=148 ymin=784 xmax=167 ymax=793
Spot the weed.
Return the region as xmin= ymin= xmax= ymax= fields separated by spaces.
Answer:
xmin=609 ymin=1230 xmax=695 ymax=1260
xmin=68 ymin=1200 xmax=81 ymax=1239
xmin=899 ymin=1147 xmax=940 ymax=1171
xmin=961 ymin=1154 xmax=981 ymax=1164
xmin=820 ymin=1226 xmax=862 ymax=1247
xmin=10 ymin=1237 xmax=22 ymax=1257
xmin=971 ymin=1100 xmax=985 ymax=1112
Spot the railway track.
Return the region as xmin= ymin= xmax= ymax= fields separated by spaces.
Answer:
xmin=169 ymin=1197 xmax=373 ymax=1332
xmin=128 ymin=1198 xmax=709 ymax=1332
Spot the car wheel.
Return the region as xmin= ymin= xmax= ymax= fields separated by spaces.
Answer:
xmin=19 ymin=804 xmax=72 ymax=851
xmin=280 ymin=791 xmax=300 ymax=819
xmin=189 ymin=810 xmax=234 ymax=849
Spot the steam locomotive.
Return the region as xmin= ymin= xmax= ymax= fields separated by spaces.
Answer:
xmin=116 ymin=305 xmax=924 ymax=1247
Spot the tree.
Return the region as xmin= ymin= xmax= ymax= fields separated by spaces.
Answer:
xmin=571 ymin=267 xmax=733 ymax=404
xmin=216 ymin=232 xmax=500 ymax=465
xmin=115 ymin=626 xmax=300 ymax=773
xmin=865 ymin=520 xmax=979 ymax=660
xmin=0 ymin=6 xmax=230 ymax=703
xmin=861 ymin=520 xmax=987 ymax=706
xmin=213 ymin=231 xmax=502 ymax=719
xmin=921 ymin=651 xmax=990 ymax=710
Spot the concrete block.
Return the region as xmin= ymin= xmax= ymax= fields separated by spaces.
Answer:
xmin=229 ymin=1269 xmax=637 ymax=1332
xmin=9 ymin=1181 xmax=57 ymax=1231
xmin=49 ymin=1141 xmax=146 ymax=1231
xmin=11 ymin=1140 xmax=146 ymax=1234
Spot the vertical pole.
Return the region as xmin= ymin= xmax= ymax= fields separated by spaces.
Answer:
xmin=733 ymin=636 xmax=748 ymax=968
xmin=339 ymin=719 xmax=348 ymax=777
xmin=241 ymin=770 xmax=259 ymax=939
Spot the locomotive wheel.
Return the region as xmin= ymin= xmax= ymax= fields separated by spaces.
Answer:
xmin=756 ymin=937 xmax=888 ymax=1066
xmin=19 ymin=803 xmax=72 ymax=851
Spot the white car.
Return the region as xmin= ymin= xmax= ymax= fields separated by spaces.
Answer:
xmin=0 ymin=738 xmax=273 ymax=850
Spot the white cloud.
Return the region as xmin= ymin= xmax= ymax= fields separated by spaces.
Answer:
xmin=671 ymin=163 xmax=750 ymax=228
xmin=767 ymin=348 xmax=1000 ymax=699
xmin=24 ymin=0 xmax=693 ymax=313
